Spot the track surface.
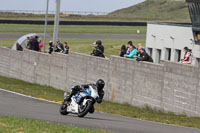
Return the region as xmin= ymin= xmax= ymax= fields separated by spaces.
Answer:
xmin=0 ymin=33 xmax=146 ymax=40
xmin=0 ymin=89 xmax=199 ymax=133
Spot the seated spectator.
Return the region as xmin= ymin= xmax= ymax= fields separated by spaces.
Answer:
xmin=181 ymin=47 xmax=192 ymax=64
xmin=91 ymin=44 xmax=105 ymax=58
xmin=63 ymin=42 xmax=69 ymax=54
xmin=16 ymin=42 xmax=23 ymax=51
xmin=55 ymin=39 xmax=64 ymax=53
xmin=38 ymin=38 xmax=44 ymax=52
xmin=136 ymin=48 xmax=153 ymax=62
xmin=120 ymin=45 xmax=127 ymax=57
xmin=48 ymin=41 xmax=54 ymax=54
xmin=124 ymin=44 xmax=137 ymax=60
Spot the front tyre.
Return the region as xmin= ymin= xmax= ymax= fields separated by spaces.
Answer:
xmin=59 ymin=101 xmax=69 ymax=115
xmin=78 ymin=100 xmax=93 ymax=117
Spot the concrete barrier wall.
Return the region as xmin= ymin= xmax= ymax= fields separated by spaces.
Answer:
xmin=0 ymin=46 xmax=199 ymax=117
xmin=163 ymin=61 xmax=200 ymax=116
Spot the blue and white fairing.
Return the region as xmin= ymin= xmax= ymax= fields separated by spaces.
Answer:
xmin=74 ymin=85 xmax=99 ymax=104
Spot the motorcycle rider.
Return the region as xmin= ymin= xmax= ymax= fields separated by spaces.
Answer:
xmin=65 ymin=79 xmax=105 ymax=105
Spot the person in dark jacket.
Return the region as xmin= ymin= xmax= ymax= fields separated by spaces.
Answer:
xmin=63 ymin=42 xmax=69 ymax=54
xmin=96 ymin=40 xmax=104 ymax=54
xmin=55 ymin=39 xmax=64 ymax=53
xmin=120 ymin=45 xmax=127 ymax=57
xmin=16 ymin=42 xmax=23 ymax=51
xmin=136 ymin=48 xmax=153 ymax=62
xmin=48 ymin=41 xmax=54 ymax=54
xmin=30 ymin=36 xmax=39 ymax=51
xmin=91 ymin=45 xmax=105 ymax=58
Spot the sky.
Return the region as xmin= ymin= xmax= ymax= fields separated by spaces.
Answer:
xmin=0 ymin=0 xmax=146 ymax=13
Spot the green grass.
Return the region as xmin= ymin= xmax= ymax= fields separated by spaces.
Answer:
xmin=109 ymin=0 xmax=190 ymax=22
xmin=0 ymin=39 xmax=16 ymax=48
xmin=0 ymin=116 xmax=111 ymax=133
xmin=0 ymin=75 xmax=64 ymax=102
xmin=0 ymin=24 xmax=146 ymax=34
xmin=0 ymin=0 xmax=191 ymax=22
xmin=0 ymin=75 xmax=200 ymax=129
xmin=0 ymin=38 xmax=146 ymax=57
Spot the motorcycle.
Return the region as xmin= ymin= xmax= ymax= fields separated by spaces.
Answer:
xmin=59 ymin=85 xmax=99 ymax=117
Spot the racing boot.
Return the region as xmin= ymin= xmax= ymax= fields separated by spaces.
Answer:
xmin=89 ymin=106 xmax=95 ymax=113
xmin=65 ymin=94 xmax=72 ymax=102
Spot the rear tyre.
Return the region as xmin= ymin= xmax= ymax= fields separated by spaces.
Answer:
xmin=78 ymin=100 xmax=93 ymax=117
xmin=59 ymin=101 xmax=69 ymax=115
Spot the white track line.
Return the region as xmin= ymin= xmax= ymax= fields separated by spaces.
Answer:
xmin=0 ymin=88 xmax=61 ymax=104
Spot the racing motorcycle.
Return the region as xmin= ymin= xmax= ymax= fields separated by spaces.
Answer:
xmin=59 ymin=85 xmax=99 ymax=117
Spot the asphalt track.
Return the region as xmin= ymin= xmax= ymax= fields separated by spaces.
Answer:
xmin=0 ymin=89 xmax=199 ymax=133
xmin=0 ymin=33 xmax=146 ymax=40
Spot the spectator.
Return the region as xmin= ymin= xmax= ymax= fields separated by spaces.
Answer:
xmin=30 ymin=36 xmax=39 ymax=51
xmin=135 ymin=43 xmax=144 ymax=58
xmin=136 ymin=48 xmax=153 ymax=62
xmin=181 ymin=47 xmax=192 ymax=64
xmin=26 ymin=37 xmax=31 ymax=50
xmin=16 ymin=42 xmax=23 ymax=51
xmin=125 ymin=44 xmax=137 ymax=60
xmin=91 ymin=44 xmax=105 ymax=58
xmin=55 ymin=39 xmax=64 ymax=53
xmin=126 ymin=41 xmax=133 ymax=55
xmin=38 ymin=38 xmax=44 ymax=52
xmin=96 ymin=40 xmax=104 ymax=54
xmin=48 ymin=41 xmax=54 ymax=54
xmin=120 ymin=45 xmax=127 ymax=57
xmin=63 ymin=42 xmax=69 ymax=54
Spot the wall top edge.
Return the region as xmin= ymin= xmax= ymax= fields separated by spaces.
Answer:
xmin=147 ymin=22 xmax=192 ymax=28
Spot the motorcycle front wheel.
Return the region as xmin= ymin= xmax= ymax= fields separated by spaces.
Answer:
xmin=59 ymin=101 xmax=69 ymax=115
xmin=78 ymin=100 xmax=93 ymax=117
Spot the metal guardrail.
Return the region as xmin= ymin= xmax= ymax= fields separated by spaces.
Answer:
xmin=0 ymin=10 xmax=109 ymax=15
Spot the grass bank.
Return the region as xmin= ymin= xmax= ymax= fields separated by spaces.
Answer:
xmin=0 ymin=24 xmax=146 ymax=34
xmin=0 ymin=75 xmax=200 ymax=129
xmin=0 ymin=116 xmax=111 ymax=133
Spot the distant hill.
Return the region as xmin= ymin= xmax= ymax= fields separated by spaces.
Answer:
xmin=108 ymin=0 xmax=190 ymax=21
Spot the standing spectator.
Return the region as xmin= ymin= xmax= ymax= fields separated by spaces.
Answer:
xmin=38 ymin=38 xmax=44 ymax=52
xmin=126 ymin=41 xmax=133 ymax=55
xmin=181 ymin=47 xmax=192 ymax=64
xmin=48 ymin=41 xmax=54 ymax=54
xmin=120 ymin=45 xmax=127 ymax=57
xmin=96 ymin=40 xmax=104 ymax=54
xmin=136 ymin=48 xmax=153 ymax=62
xmin=124 ymin=44 xmax=137 ymax=60
xmin=26 ymin=37 xmax=31 ymax=50
xmin=63 ymin=42 xmax=69 ymax=54
xmin=30 ymin=36 xmax=39 ymax=51
xmin=91 ymin=44 xmax=105 ymax=58
xmin=16 ymin=42 xmax=23 ymax=51
xmin=55 ymin=39 xmax=64 ymax=53
xmin=135 ymin=43 xmax=144 ymax=57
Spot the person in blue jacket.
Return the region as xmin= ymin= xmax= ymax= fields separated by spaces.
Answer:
xmin=125 ymin=44 xmax=137 ymax=60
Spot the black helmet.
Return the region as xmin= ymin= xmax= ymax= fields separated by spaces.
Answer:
xmin=96 ymin=79 xmax=105 ymax=91
xmin=96 ymin=40 xmax=102 ymax=45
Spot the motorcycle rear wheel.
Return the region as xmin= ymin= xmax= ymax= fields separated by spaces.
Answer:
xmin=78 ymin=100 xmax=93 ymax=117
